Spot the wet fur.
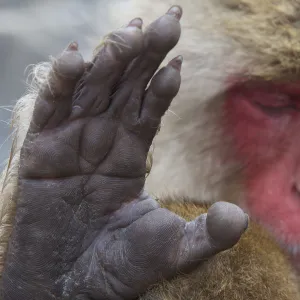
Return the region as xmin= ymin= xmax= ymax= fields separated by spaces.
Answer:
xmin=140 ymin=198 xmax=300 ymax=300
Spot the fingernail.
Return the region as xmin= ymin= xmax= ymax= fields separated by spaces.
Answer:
xmin=127 ymin=17 xmax=143 ymax=29
xmin=169 ymin=55 xmax=183 ymax=71
xmin=66 ymin=41 xmax=78 ymax=51
xmin=166 ymin=6 xmax=183 ymax=20
xmin=69 ymin=106 xmax=83 ymax=121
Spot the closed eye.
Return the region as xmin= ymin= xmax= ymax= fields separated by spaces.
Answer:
xmin=227 ymin=80 xmax=300 ymax=118
xmin=253 ymin=101 xmax=299 ymax=117
xmin=244 ymin=86 xmax=300 ymax=117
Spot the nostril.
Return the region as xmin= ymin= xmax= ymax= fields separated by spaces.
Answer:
xmin=292 ymin=184 xmax=300 ymax=197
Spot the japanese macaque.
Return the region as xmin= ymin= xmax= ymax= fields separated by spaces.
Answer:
xmin=0 ymin=6 xmax=249 ymax=299
xmin=0 ymin=3 xmax=299 ymax=300
xmin=107 ymin=0 xmax=300 ymax=274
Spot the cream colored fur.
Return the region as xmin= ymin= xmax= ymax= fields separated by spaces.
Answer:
xmin=0 ymin=63 xmax=50 ymax=274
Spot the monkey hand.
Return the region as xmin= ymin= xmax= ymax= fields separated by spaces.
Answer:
xmin=1 ymin=6 xmax=248 ymax=300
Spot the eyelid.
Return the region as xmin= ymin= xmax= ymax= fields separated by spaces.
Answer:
xmin=253 ymin=101 xmax=298 ymax=117
xmin=249 ymin=90 xmax=300 ymax=117
xmin=252 ymin=92 xmax=292 ymax=108
xmin=228 ymin=81 xmax=300 ymax=116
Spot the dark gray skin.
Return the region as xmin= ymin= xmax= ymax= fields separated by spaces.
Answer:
xmin=1 ymin=6 xmax=248 ymax=300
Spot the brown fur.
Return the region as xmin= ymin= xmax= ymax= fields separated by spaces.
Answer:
xmin=140 ymin=198 xmax=300 ymax=300
xmin=220 ymin=0 xmax=300 ymax=80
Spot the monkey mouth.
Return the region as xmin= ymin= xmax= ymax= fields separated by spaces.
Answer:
xmin=275 ymin=235 xmax=300 ymax=274
xmin=284 ymin=242 xmax=300 ymax=257
xmin=286 ymin=249 xmax=300 ymax=274
xmin=278 ymin=233 xmax=300 ymax=269
xmin=276 ymin=207 xmax=300 ymax=259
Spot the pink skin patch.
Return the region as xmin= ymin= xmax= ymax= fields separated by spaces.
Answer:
xmin=224 ymin=80 xmax=300 ymax=263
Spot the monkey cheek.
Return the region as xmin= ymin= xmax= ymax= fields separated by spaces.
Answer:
xmin=206 ymin=202 xmax=248 ymax=249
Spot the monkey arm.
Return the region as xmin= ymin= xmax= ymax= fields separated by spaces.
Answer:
xmin=0 ymin=6 xmax=248 ymax=300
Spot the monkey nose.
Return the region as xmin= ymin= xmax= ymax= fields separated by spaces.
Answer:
xmin=292 ymin=182 xmax=300 ymax=197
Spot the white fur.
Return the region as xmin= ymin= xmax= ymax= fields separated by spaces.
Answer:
xmin=0 ymin=62 xmax=51 ymax=274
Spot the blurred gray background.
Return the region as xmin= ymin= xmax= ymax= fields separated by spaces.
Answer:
xmin=0 ymin=0 xmax=123 ymax=168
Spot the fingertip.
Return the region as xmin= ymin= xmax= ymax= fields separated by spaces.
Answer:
xmin=166 ymin=5 xmax=183 ymax=20
xmin=143 ymin=6 xmax=181 ymax=53
xmin=138 ymin=60 xmax=181 ymax=124
xmin=66 ymin=41 xmax=79 ymax=51
xmin=105 ymin=23 xmax=144 ymax=62
xmin=54 ymin=46 xmax=85 ymax=80
xmin=206 ymin=202 xmax=248 ymax=248
xmin=150 ymin=63 xmax=181 ymax=99
xmin=128 ymin=17 xmax=143 ymax=29
xmin=168 ymin=55 xmax=183 ymax=71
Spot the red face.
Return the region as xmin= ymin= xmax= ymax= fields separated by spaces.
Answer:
xmin=224 ymin=80 xmax=300 ymax=267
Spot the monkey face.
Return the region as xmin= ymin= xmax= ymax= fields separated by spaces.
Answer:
xmin=224 ymin=79 xmax=300 ymax=265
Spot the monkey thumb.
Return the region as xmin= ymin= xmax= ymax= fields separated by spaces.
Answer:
xmin=176 ymin=201 xmax=248 ymax=272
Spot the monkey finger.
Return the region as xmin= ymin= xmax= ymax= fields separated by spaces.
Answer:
xmin=70 ymin=18 xmax=144 ymax=120
xmin=107 ymin=5 xmax=182 ymax=117
xmin=141 ymin=56 xmax=182 ymax=131
xmin=177 ymin=202 xmax=248 ymax=271
xmin=29 ymin=42 xmax=85 ymax=133
xmin=122 ymin=56 xmax=182 ymax=134
xmin=129 ymin=5 xmax=182 ymax=84
xmin=96 ymin=203 xmax=246 ymax=297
